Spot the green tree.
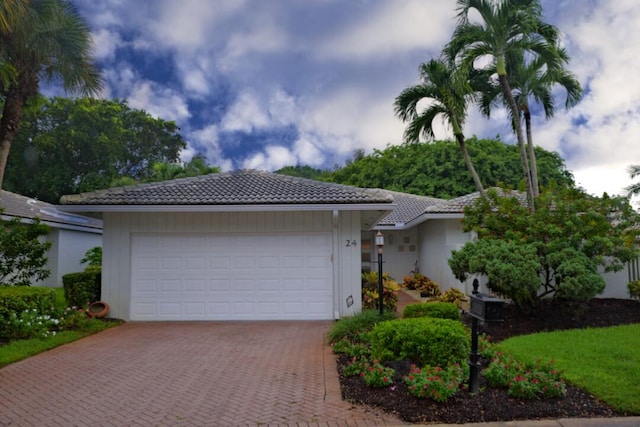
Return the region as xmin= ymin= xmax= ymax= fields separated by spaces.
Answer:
xmin=275 ymin=165 xmax=332 ymax=181
xmin=0 ymin=0 xmax=28 ymax=88
xmin=6 ymin=97 xmax=186 ymax=202
xmin=449 ymin=187 xmax=640 ymax=310
xmin=446 ymin=0 xmax=562 ymax=209
xmin=0 ymin=217 xmax=51 ymax=286
xmin=328 ymin=137 xmax=573 ymax=199
xmin=394 ymin=58 xmax=485 ymax=197
xmin=0 ymin=0 xmax=103 ymax=190
xmin=475 ymin=48 xmax=582 ymax=196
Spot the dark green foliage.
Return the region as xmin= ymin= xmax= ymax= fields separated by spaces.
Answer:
xmin=327 ymin=309 xmax=397 ymax=344
xmin=402 ymin=302 xmax=460 ymax=320
xmin=369 ymin=317 xmax=469 ymax=367
xmin=327 ymin=138 xmax=573 ymax=199
xmin=62 ymin=271 xmax=101 ymax=307
xmin=0 ymin=286 xmax=56 ymax=336
xmin=449 ymin=187 xmax=640 ymax=309
xmin=0 ymin=218 xmax=51 ymax=286
xmin=80 ymin=246 xmax=102 ymax=268
xmin=275 ymin=165 xmax=332 ymax=181
xmin=6 ymin=96 xmax=187 ymax=203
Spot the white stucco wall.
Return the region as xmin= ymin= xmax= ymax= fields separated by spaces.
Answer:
xmin=417 ymin=218 xmax=478 ymax=294
xmin=102 ymin=210 xmax=365 ymax=321
xmin=37 ymin=228 xmax=102 ymax=287
xmin=360 ymin=229 xmax=419 ymax=283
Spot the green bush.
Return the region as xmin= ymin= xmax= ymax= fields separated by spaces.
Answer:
xmin=369 ymin=317 xmax=470 ymax=368
xmin=403 ymin=302 xmax=460 ymax=320
xmin=438 ymin=288 xmax=468 ymax=308
xmin=327 ymin=309 xmax=396 ymax=344
xmin=62 ymin=271 xmax=101 ymax=308
xmin=0 ymin=286 xmax=56 ymax=338
xmin=628 ymin=280 xmax=640 ymax=300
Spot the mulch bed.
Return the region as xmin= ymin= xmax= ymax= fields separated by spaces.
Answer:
xmin=337 ymin=298 xmax=640 ymax=424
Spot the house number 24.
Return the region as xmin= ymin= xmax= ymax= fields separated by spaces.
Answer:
xmin=345 ymin=240 xmax=357 ymax=247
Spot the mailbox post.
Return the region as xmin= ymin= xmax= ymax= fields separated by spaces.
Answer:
xmin=375 ymin=231 xmax=384 ymax=315
xmin=468 ymin=292 xmax=504 ymax=393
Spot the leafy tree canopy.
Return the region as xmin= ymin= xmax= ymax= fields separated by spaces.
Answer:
xmin=327 ymin=137 xmax=574 ymax=199
xmin=109 ymin=154 xmax=220 ymax=188
xmin=275 ymin=165 xmax=332 ymax=181
xmin=448 ymin=187 xmax=640 ymax=309
xmin=5 ymin=96 xmax=187 ymax=203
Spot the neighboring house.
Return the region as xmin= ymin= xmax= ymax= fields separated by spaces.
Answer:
xmin=59 ymin=170 xmax=394 ymax=321
xmin=1 ymin=190 xmax=103 ymax=287
xmin=57 ymin=172 xmax=634 ymax=322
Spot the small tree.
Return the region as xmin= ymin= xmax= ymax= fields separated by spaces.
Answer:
xmin=0 ymin=217 xmax=51 ymax=286
xmin=449 ymin=187 xmax=640 ymax=309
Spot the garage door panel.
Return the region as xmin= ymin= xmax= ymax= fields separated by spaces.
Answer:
xmin=131 ymin=232 xmax=333 ymax=320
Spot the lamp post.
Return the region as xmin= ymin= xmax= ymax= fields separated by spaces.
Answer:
xmin=375 ymin=231 xmax=384 ymax=315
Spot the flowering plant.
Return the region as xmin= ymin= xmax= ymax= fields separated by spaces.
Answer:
xmin=58 ymin=303 xmax=96 ymax=330
xmin=404 ymin=364 xmax=464 ymax=402
xmin=360 ymin=361 xmax=395 ymax=388
xmin=483 ymin=352 xmax=523 ymax=388
xmin=3 ymin=309 xmax=59 ymax=339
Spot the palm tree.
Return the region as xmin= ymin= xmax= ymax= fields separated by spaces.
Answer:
xmin=625 ymin=165 xmax=640 ymax=199
xmin=0 ymin=0 xmax=28 ymax=88
xmin=445 ymin=0 xmax=561 ymax=210
xmin=0 ymin=0 xmax=103 ymax=190
xmin=475 ymin=47 xmax=582 ymax=195
xmin=394 ymin=58 xmax=486 ymax=197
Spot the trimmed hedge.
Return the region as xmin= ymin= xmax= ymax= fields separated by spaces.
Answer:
xmin=403 ymin=301 xmax=460 ymax=320
xmin=369 ymin=317 xmax=469 ymax=368
xmin=0 ymin=286 xmax=56 ymax=336
xmin=62 ymin=270 xmax=101 ymax=308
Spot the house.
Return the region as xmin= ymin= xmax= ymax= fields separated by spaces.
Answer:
xmin=59 ymin=170 xmax=394 ymax=321
xmin=58 ymin=171 xmax=634 ymax=322
xmin=1 ymin=190 xmax=102 ymax=287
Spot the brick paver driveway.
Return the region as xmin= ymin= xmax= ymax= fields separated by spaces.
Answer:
xmin=0 ymin=321 xmax=403 ymax=426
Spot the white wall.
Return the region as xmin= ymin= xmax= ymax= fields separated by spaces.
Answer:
xmin=103 ymin=210 xmax=365 ymax=321
xmin=417 ymin=218 xmax=478 ymax=294
xmin=37 ymin=228 xmax=102 ymax=287
xmin=360 ymin=229 xmax=419 ymax=283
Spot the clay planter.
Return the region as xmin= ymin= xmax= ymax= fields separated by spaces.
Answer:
xmin=87 ymin=301 xmax=110 ymax=318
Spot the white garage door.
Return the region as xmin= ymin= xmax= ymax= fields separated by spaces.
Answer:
xmin=130 ymin=232 xmax=334 ymax=320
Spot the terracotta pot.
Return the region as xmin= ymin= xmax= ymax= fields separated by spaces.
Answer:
xmin=87 ymin=301 xmax=110 ymax=318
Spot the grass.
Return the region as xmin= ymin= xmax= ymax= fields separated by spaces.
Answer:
xmin=0 ymin=287 xmax=121 ymax=369
xmin=498 ymin=324 xmax=640 ymax=414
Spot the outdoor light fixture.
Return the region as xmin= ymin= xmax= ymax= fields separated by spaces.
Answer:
xmin=375 ymin=231 xmax=384 ymax=315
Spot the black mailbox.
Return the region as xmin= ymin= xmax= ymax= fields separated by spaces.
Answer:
xmin=469 ymin=293 xmax=504 ymax=322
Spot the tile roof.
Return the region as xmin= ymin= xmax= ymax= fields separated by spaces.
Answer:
xmin=60 ymin=170 xmax=395 ymax=206
xmin=424 ymin=188 xmax=526 ymax=214
xmin=377 ymin=191 xmax=444 ymax=225
xmin=1 ymin=190 xmax=102 ymax=229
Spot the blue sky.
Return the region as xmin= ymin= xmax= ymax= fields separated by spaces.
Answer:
xmin=61 ymin=0 xmax=640 ymax=198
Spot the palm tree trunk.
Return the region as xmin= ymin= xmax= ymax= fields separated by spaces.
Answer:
xmin=455 ymin=132 xmax=485 ymax=197
xmin=0 ymin=87 xmax=25 ymax=191
xmin=523 ymin=106 xmax=539 ymax=196
xmin=498 ymin=73 xmax=535 ymax=211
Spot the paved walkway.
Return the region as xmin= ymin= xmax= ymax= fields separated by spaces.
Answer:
xmin=0 ymin=321 xmax=402 ymax=426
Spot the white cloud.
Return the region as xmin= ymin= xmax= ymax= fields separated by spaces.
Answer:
xmin=92 ymin=28 xmax=122 ymax=61
xmin=127 ymin=81 xmax=191 ymax=123
xmin=220 ymin=89 xmax=298 ymax=133
xmin=242 ymin=146 xmax=297 ymax=171
xmin=319 ymin=0 xmax=455 ymax=60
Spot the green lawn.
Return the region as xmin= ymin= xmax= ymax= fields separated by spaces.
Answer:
xmin=498 ymin=324 xmax=640 ymax=414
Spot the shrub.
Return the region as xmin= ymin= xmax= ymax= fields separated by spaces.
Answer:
xmin=3 ymin=309 xmax=59 ymax=339
xmin=0 ymin=217 xmax=51 ymax=286
xmin=628 ymin=280 xmax=640 ymax=300
xmin=80 ymin=247 xmax=102 ymax=268
xmin=62 ymin=271 xmax=101 ymax=308
xmin=362 ymin=272 xmax=400 ymax=312
xmin=327 ymin=309 xmax=396 ymax=344
xmin=331 ymin=339 xmax=371 ymax=359
xmin=360 ymin=361 xmax=395 ymax=388
xmin=402 ymin=301 xmax=460 ymax=320
xmin=439 ymin=288 xmax=467 ymax=308
xmin=404 ymin=364 xmax=464 ymax=402
xmin=402 ymin=273 xmax=441 ymax=297
xmin=0 ymin=286 xmax=56 ymax=337
xmin=483 ymin=352 xmax=523 ymax=388
xmin=369 ymin=317 xmax=470 ymax=368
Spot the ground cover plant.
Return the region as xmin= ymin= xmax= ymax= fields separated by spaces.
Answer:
xmin=333 ymin=298 xmax=640 ymax=424
xmin=0 ymin=287 xmax=119 ymax=368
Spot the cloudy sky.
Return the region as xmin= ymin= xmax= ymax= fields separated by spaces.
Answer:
xmin=66 ymin=0 xmax=640 ymax=198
